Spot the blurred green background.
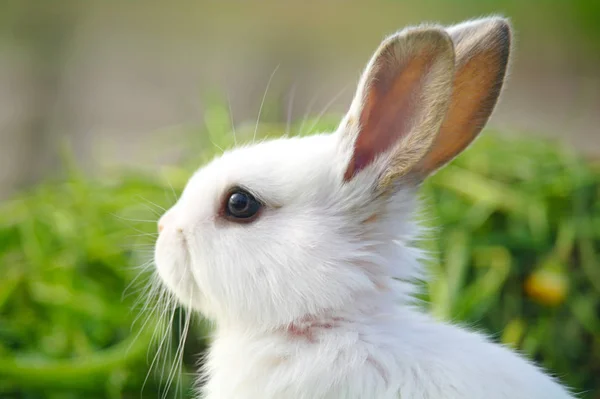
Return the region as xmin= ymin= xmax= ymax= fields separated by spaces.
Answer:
xmin=1 ymin=1 xmax=599 ymax=398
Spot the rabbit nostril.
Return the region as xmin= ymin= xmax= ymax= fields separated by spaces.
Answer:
xmin=158 ymin=223 xmax=164 ymax=233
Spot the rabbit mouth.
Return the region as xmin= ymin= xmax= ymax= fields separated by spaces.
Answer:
xmin=154 ymin=227 xmax=199 ymax=307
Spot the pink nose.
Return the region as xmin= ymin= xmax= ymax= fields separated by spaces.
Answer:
xmin=158 ymin=212 xmax=170 ymax=233
xmin=158 ymin=211 xmax=180 ymax=233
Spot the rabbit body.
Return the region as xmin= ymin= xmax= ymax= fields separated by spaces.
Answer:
xmin=203 ymin=307 xmax=572 ymax=399
xmin=154 ymin=17 xmax=575 ymax=399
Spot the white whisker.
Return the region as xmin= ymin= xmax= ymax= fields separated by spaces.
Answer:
xmin=127 ymin=277 xmax=166 ymax=378
xmin=122 ymin=265 xmax=152 ymax=301
xmin=226 ymin=90 xmax=237 ymax=146
xmin=297 ymin=86 xmax=322 ymax=137
xmin=304 ymin=85 xmax=349 ymax=135
xmin=111 ymin=214 xmax=158 ymax=224
xmin=142 ymin=298 xmax=175 ymax=397
xmin=285 ymin=81 xmax=297 ymax=137
xmin=125 ymin=243 xmax=156 ymax=249
xmin=139 ymin=202 xmax=163 ymax=218
xmin=126 ymin=232 xmax=158 ymax=239
xmin=136 ymin=195 xmax=167 ymax=212
xmin=166 ymin=179 xmax=179 ymax=204
xmin=163 ymin=305 xmax=191 ymax=399
xmin=145 ymin=267 xmax=191 ymax=398
xmin=127 ymin=226 xmax=156 ymax=236
xmin=210 ymin=139 xmax=225 ymax=153
xmin=143 ymin=288 xmax=175 ymax=392
xmin=253 ymin=64 xmax=280 ymax=143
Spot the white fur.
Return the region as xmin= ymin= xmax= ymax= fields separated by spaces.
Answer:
xmin=154 ymin=18 xmax=575 ymax=399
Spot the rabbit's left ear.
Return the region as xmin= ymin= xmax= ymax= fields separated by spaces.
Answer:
xmin=340 ymin=25 xmax=456 ymax=188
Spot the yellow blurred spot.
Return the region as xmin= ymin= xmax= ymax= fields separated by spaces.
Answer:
xmin=524 ymin=269 xmax=568 ymax=306
xmin=502 ymin=318 xmax=526 ymax=349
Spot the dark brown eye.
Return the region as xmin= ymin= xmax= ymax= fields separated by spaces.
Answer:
xmin=224 ymin=189 xmax=262 ymax=222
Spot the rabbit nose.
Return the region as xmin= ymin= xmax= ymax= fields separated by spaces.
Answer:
xmin=158 ymin=211 xmax=183 ymax=234
xmin=158 ymin=212 xmax=172 ymax=233
xmin=158 ymin=210 xmax=183 ymax=233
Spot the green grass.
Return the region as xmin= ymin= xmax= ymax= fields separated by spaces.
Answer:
xmin=1 ymin=103 xmax=599 ymax=398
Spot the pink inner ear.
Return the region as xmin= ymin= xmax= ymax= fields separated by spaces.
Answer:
xmin=343 ymin=51 xmax=433 ymax=182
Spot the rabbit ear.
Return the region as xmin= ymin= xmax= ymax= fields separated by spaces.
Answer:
xmin=416 ymin=17 xmax=512 ymax=175
xmin=341 ymin=26 xmax=456 ymax=188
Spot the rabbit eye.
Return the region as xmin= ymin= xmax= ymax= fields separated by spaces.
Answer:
xmin=224 ymin=188 xmax=262 ymax=222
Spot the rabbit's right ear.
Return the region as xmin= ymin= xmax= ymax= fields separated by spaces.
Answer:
xmin=339 ymin=26 xmax=456 ymax=189
xmin=416 ymin=17 xmax=512 ymax=175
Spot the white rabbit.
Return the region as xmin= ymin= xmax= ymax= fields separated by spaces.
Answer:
xmin=154 ymin=16 xmax=575 ymax=399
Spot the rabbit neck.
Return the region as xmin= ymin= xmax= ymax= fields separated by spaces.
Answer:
xmin=201 ymin=297 xmax=428 ymax=398
xmin=279 ymin=291 xmax=405 ymax=341
xmin=216 ymin=286 xmax=410 ymax=340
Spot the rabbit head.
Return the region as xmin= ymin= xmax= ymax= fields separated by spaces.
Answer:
xmin=154 ymin=17 xmax=511 ymax=332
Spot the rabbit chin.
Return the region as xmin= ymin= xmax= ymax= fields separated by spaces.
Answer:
xmin=154 ymin=226 xmax=205 ymax=311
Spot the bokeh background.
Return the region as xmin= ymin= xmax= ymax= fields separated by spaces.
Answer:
xmin=1 ymin=1 xmax=599 ymax=398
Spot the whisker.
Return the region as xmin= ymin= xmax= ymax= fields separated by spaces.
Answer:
xmin=138 ymin=282 xmax=166 ymax=346
xmin=131 ymin=295 xmax=159 ymax=320
xmin=164 ymin=189 xmax=173 ymax=209
xmin=304 ymin=85 xmax=349 ymax=135
xmin=226 ymin=90 xmax=237 ymax=146
xmin=126 ymin=232 xmax=159 ymax=239
xmin=162 ymin=310 xmax=186 ymax=398
xmin=132 ymin=290 xmax=164 ymax=337
xmin=130 ymin=275 xmax=155 ymax=312
xmin=142 ymin=299 xmax=176 ymax=397
xmin=166 ymin=178 xmax=179 ymax=204
xmin=124 ymin=242 xmax=156 ymax=249
xmin=111 ymin=214 xmax=158 ymax=224
xmin=253 ymin=64 xmax=280 ymax=143
xmin=126 ymin=225 xmax=156 ymax=236
xmin=210 ymin=139 xmax=225 ymax=153
xmin=161 ymin=297 xmax=179 ymax=397
xmin=133 ymin=251 xmax=157 ymax=256
xmin=151 ymin=290 xmax=175 ymax=357
xmin=297 ymin=86 xmax=322 ymax=137
xmin=285 ymin=81 xmax=297 ymax=137
xmin=151 ymin=269 xmax=189 ymax=398
xmin=131 ymin=283 xmax=166 ymax=314
xmin=136 ymin=195 xmax=167 ymax=212
xmin=176 ymin=311 xmax=193 ymax=399
xmin=135 ymin=279 xmax=161 ymax=398
xmin=122 ymin=261 xmax=154 ymax=301
xmin=164 ymin=298 xmax=192 ymax=399
xmin=138 ymin=202 xmax=163 ymax=218
xmin=143 ymin=287 xmax=176 ymax=393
